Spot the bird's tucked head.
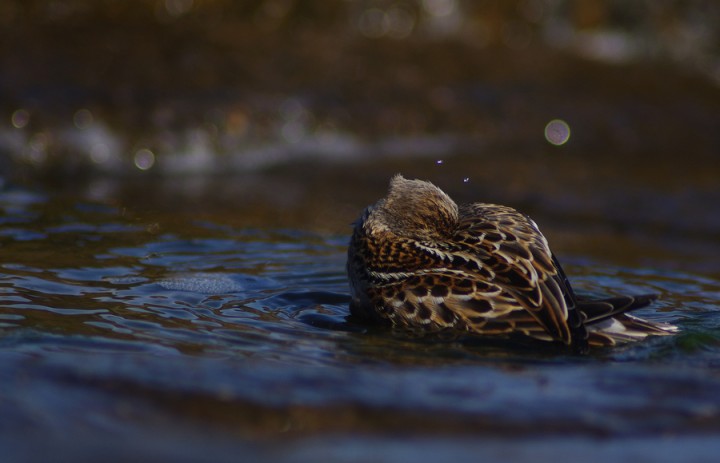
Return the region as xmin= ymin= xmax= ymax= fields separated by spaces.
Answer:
xmin=366 ymin=174 xmax=459 ymax=240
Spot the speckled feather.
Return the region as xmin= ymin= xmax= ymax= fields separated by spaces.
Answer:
xmin=347 ymin=175 xmax=678 ymax=351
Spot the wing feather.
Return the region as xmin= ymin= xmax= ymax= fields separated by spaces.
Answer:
xmin=452 ymin=203 xmax=577 ymax=344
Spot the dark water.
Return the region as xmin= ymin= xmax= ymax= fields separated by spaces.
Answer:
xmin=3 ymin=2 xmax=720 ymax=461
xmin=1 ymin=179 xmax=720 ymax=463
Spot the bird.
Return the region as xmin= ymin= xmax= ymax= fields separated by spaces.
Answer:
xmin=347 ymin=174 xmax=678 ymax=352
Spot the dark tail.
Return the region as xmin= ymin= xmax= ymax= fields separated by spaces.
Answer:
xmin=576 ymin=293 xmax=678 ymax=346
xmin=576 ymin=293 xmax=658 ymax=323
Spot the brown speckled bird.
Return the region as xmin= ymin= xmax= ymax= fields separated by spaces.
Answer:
xmin=347 ymin=174 xmax=678 ymax=352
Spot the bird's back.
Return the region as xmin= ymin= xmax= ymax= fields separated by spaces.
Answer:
xmin=347 ymin=175 xmax=678 ymax=351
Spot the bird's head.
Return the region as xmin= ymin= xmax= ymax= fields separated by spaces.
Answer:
xmin=365 ymin=174 xmax=459 ymax=241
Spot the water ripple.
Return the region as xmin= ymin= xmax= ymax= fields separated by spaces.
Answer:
xmin=0 ymin=189 xmax=719 ymax=462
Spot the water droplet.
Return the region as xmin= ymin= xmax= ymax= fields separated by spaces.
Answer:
xmin=544 ymin=119 xmax=571 ymax=146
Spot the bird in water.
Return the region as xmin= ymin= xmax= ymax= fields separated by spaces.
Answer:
xmin=347 ymin=174 xmax=678 ymax=352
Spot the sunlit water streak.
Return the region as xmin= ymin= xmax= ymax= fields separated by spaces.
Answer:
xmin=1 ymin=186 xmax=720 ymax=462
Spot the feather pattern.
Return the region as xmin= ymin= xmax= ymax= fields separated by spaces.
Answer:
xmin=347 ymin=175 xmax=678 ymax=352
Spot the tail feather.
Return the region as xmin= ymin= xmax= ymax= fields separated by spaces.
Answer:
xmin=576 ymin=293 xmax=658 ymax=323
xmin=577 ymin=293 xmax=678 ymax=347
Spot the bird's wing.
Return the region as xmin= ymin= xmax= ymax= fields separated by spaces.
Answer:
xmin=370 ymin=270 xmax=558 ymax=341
xmin=445 ymin=203 xmax=580 ymax=345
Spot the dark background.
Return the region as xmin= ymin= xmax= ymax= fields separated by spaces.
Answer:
xmin=1 ymin=0 xmax=719 ymax=271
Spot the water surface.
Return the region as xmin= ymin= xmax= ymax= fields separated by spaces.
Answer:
xmin=1 ymin=180 xmax=719 ymax=462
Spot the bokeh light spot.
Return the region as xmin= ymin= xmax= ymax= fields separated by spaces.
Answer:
xmin=544 ymin=119 xmax=571 ymax=146
xmin=358 ymin=8 xmax=388 ymax=38
xmin=90 ymin=143 xmax=110 ymax=164
xmin=386 ymin=7 xmax=415 ymax=39
xmin=134 ymin=148 xmax=156 ymax=170
xmin=73 ymin=109 xmax=94 ymax=129
xmin=165 ymin=0 xmax=193 ymax=18
xmin=11 ymin=109 xmax=30 ymax=129
xmin=423 ymin=0 xmax=457 ymax=17
xmin=27 ymin=133 xmax=48 ymax=164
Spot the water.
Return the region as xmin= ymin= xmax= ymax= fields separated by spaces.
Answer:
xmin=1 ymin=180 xmax=720 ymax=463
xmin=2 ymin=2 xmax=720 ymax=460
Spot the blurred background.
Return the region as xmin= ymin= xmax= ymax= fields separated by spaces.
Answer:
xmin=1 ymin=0 xmax=719 ymax=265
